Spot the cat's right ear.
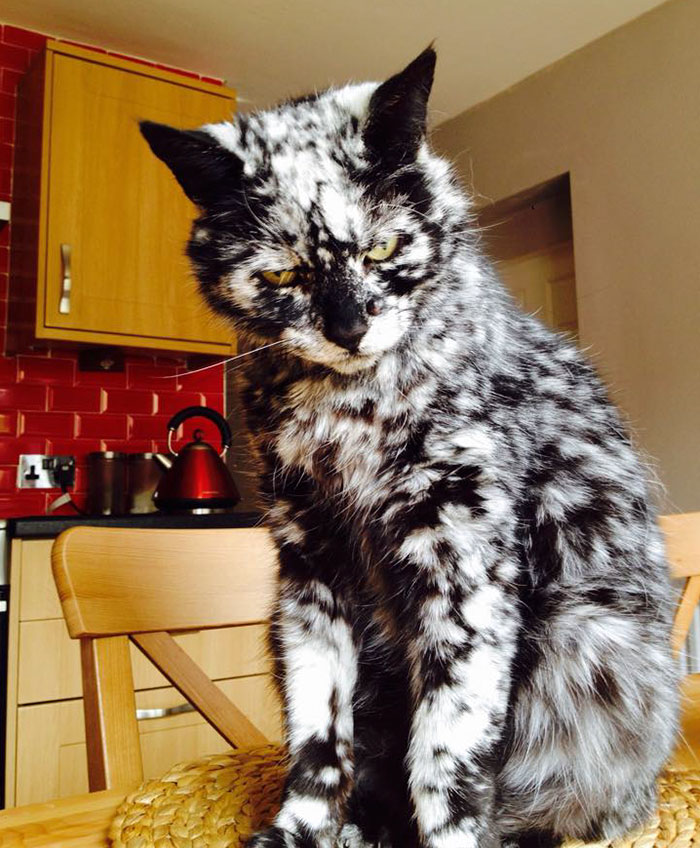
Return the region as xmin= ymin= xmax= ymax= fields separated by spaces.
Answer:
xmin=139 ymin=121 xmax=242 ymax=207
xmin=364 ymin=46 xmax=436 ymax=168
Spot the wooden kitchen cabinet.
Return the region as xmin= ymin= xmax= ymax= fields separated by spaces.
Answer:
xmin=4 ymin=537 xmax=282 ymax=808
xmin=8 ymin=41 xmax=238 ymax=355
xmin=14 ymin=677 xmax=281 ymax=807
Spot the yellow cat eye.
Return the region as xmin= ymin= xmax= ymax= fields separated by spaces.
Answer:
xmin=261 ymin=269 xmax=299 ymax=286
xmin=365 ymin=236 xmax=399 ymax=262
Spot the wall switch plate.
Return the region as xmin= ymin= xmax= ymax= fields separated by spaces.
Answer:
xmin=17 ymin=455 xmax=76 ymax=489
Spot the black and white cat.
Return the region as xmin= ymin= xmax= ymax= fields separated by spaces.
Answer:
xmin=141 ymin=48 xmax=678 ymax=848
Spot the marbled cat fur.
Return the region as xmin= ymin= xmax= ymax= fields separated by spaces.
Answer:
xmin=141 ymin=48 xmax=679 ymax=848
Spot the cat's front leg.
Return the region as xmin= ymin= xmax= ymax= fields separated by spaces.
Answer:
xmin=249 ymin=547 xmax=357 ymax=848
xmin=386 ymin=513 xmax=520 ymax=848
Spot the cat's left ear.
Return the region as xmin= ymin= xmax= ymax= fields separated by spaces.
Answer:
xmin=140 ymin=120 xmax=242 ymax=208
xmin=364 ymin=46 xmax=436 ymax=168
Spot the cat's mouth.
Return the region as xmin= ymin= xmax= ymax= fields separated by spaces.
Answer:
xmin=280 ymin=327 xmax=379 ymax=373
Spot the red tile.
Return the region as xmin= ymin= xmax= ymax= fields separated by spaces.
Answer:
xmin=127 ymin=363 xmax=179 ymax=390
xmin=0 ymin=43 xmax=31 ymax=73
xmin=1 ymin=68 xmax=23 ymax=95
xmin=0 ymin=355 xmax=17 ymax=383
xmin=203 ymin=393 xmax=224 ymax=414
xmin=128 ymin=415 xmax=171 ymax=441
xmin=0 ymin=247 xmax=9 ymax=274
xmin=103 ymin=388 xmax=154 ymax=414
xmin=101 ymin=438 xmax=152 ymax=455
xmin=20 ymin=410 xmax=74 ymax=437
xmin=156 ymin=391 xmax=204 ymax=416
xmin=2 ymin=26 xmax=47 ymax=51
xmin=76 ymin=413 xmax=127 ymax=440
xmin=0 ymin=94 xmax=16 ymax=121
xmin=177 ymin=362 xmax=225 ymax=393
xmin=49 ymin=438 xmax=102 ymax=462
xmin=71 ymin=465 xmax=86 ymax=493
xmin=0 ymin=142 xmax=14 ymax=171
xmin=74 ymin=367 xmax=127 ymax=388
xmin=0 ymin=167 xmax=10 ymax=197
xmin=0 ymin=436 xmax=45 ymax=463
xmin=18 ymin=355 xmax=75 ymax=385
xmin=0 ymin=383 xmax=46 ymax=410
xmin=0 ymin=465 xmax=16 ymax=492
xmin=0 ymin=118 xmax=13 ymax=145
xmin=0 ymin=490 xmax=47 ymax=518
xmin=49 ymin=385 xmax=102 ymax=412
xmin=0 ymin=411 xmax=17 ymax=435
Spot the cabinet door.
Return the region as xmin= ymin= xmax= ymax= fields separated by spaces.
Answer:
xmin=18 ymin=618 xmax=271 ymax=704
xmin=14 ymin=676 xmax=282 ymax=806
xmin=43 ymin=52 xmax=236 ymax=351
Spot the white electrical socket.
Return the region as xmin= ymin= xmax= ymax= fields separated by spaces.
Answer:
xmin=17 ymin=454 xmax=76 ymax=489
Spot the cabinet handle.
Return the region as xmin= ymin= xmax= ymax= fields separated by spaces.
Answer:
xmin=135 ymin=703 xmax=196 ymax=721
xmin=59 ymin=243 xmax=72 ymax=314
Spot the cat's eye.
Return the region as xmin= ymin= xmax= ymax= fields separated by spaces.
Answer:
xmin=365 ymin=236 xmax=399 ymax=262
xmin=261 ymin=269 xmax=299 ymax=286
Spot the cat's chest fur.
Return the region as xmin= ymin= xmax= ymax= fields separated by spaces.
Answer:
xmin=275 ymin=371 xmax=409 ymax=509
xmin=258 ymin=352 xmax=499 ymax=526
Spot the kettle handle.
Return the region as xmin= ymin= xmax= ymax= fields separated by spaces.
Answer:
xmin=166 ymin=406 xmax=233 ymax=457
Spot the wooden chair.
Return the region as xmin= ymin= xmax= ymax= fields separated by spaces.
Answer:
xmin=50 ymin=525 xmax=279 ymax=793
xmin=662 ymin=512 xmax=700 ymax=767
xmin=2 ymin=514 xmax=700 ymax=848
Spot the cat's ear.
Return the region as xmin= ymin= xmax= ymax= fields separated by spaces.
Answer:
xmin=139 ymin=120 xmax=242 ymax=207
xmin=364 ymin=46 xmax=436 ymax=167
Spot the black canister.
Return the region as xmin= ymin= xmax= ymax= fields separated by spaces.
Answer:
xmin=86 ymin=452 xmax=127 ymax=515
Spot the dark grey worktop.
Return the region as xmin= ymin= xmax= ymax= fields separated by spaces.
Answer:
xmin=6 ymin=511 xmax=263 ymax=539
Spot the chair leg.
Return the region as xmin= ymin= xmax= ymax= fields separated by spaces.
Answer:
xmin=81 ymin=636 xmax=144 ymax=791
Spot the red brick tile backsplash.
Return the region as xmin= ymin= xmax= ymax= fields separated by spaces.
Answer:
xmin=0 ymin=24 xmax=226 ymax=517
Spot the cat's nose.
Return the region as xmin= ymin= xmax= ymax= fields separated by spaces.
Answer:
xmin=325 ymin=318 xmax=369 ymax=351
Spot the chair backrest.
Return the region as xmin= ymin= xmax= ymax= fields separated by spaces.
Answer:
xmin=661 ymin=512 xmax=700 ymax=654
xmin=661 ymin=512 xmax=700 ymax=769
xmin=51 ymin=525 xmax=278 ymax=792
xmin=53 ymin=515 xmax=700 ymax=792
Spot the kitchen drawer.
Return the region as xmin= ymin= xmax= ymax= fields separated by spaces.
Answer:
xmin=17 ymin=539 xmax=61 ymax=621
xmin=18 ymin=619 xmax=270 ymax=704
xmin=14 ymin=674 xmax=282 ymax=806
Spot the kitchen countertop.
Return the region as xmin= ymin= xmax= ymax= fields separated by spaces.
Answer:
xmin=6 ymin=511 xmax=263 ymax=539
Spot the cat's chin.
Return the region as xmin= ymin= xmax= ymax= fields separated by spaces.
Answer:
xmin=326 ymin=354 xmax=379 ymax=374
xmin=296 ymin=348 xmax=379 ymax=374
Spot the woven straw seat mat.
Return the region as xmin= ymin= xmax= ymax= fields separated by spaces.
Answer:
xmin=109 ymin=746 xmax=700 ymax=848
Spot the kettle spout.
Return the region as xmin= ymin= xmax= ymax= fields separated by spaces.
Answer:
xmin=154 ymin=453 xmax=173 ymax=471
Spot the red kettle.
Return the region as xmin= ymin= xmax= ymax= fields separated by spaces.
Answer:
xmin=153 ymin=406 xmax=241 ymax=513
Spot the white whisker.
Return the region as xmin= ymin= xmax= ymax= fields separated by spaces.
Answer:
xmin=157 ymin=339 xmax=290 ymax=381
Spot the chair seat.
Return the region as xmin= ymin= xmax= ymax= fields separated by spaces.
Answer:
xmin=110 ymin=750 xmax=700 ymax=848
xmin=110 ymin=745 xmax=286 ymax=847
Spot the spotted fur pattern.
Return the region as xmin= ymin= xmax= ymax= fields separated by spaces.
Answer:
xmin=141 ymin=48 xmax=679 ymax=848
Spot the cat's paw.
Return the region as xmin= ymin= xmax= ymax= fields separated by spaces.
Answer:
xmin=337 ymin=823 xmax=382 ymax=848
xmin=247 ymin=825 xmax=293 ymax=847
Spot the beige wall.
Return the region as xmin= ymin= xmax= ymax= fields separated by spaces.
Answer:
xmin=435 ymin=0 xmax=700 ymax=512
